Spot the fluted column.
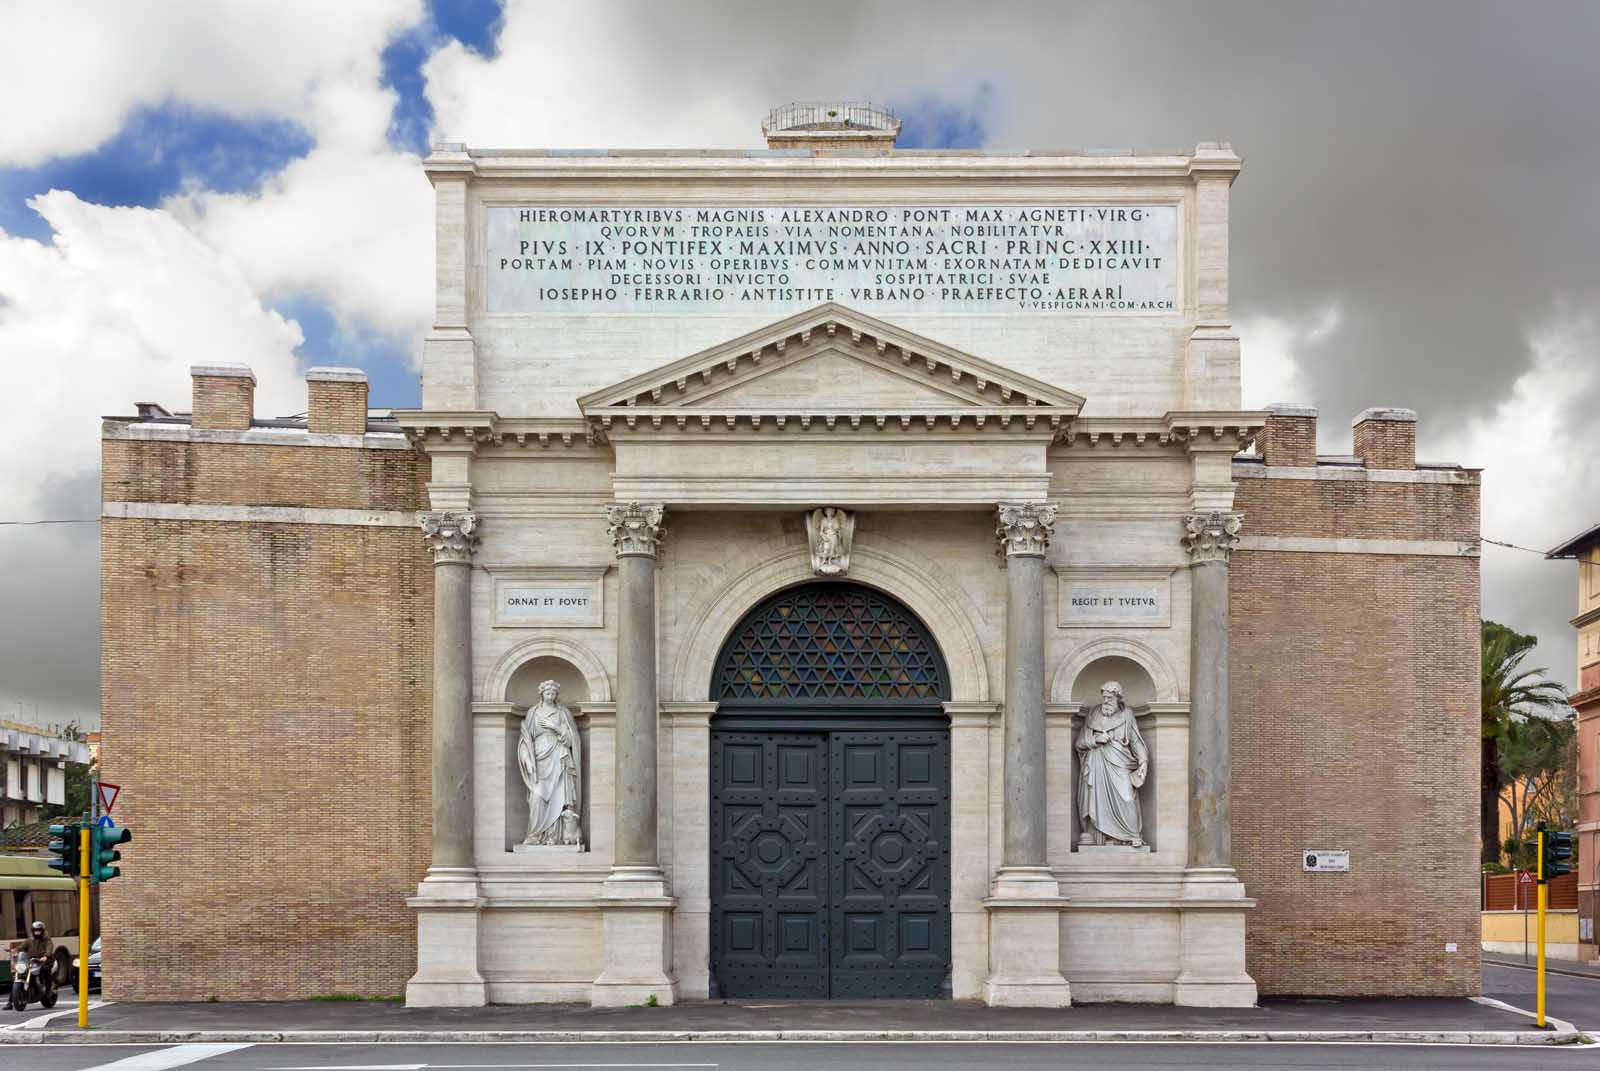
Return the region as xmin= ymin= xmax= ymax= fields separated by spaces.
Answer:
xmin=995 ymin=503 xmax=1057 ymax=874
xmin=1181 ymin=510 xmax=1242 ymax=869
xmin=606 ymin=502 xmax=666 ymax=878
xmin=420 ymin=510 xmax=479 ymax=874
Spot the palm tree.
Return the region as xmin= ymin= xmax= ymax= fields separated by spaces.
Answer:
xmin=1482 ymin=620 xmax=1570 ymax=865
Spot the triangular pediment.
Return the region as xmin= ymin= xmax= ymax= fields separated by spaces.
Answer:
xmin=577 ymin=304 xmax=1086 ymax=418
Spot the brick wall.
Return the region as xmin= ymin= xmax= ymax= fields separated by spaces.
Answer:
xmin=1231 ymin=418 xmax=1481 ymax=996
xmin=100 ymin=433 xmax=432 ymax=1001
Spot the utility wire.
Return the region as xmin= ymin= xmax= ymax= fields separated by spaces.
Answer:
xmin=0 ymin=518 xmax=100 ymax=525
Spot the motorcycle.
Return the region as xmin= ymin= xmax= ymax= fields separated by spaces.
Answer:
xmin=9 ymin=950 xmax=57 ymax=1013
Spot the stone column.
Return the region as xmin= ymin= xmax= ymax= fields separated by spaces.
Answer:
xmin=1180 ymin=510 xmax=1241 ymax=869
xmin=995 ymin=503 xmax=1056 ymax=879
xmin=984 ymin=503 xmax=1070 ymax=1008
xmin=406 ymin=510 xmax=488 ymax=1007
xmin=607 ymin=502 xmax=666 ymax=878
xmin=593 ymin=502 xmax=677 ymax=1006
xmin=1172 ymin=509 xmax=1257 ymax=1008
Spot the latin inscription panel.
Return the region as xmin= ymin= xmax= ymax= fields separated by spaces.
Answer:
xmin=489 ymin=567 xmax=606 ymax=628
xmin=485 ymin=205 xmax=1179 ymax=315
xmin=1057 ymin=568 xmax=1173 ymax=628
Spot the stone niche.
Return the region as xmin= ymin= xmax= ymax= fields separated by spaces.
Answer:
xmin=496 ymin=655 xmax=597 ymax=855
xmin=1067 ymin=656 xmax=1161 ymax=853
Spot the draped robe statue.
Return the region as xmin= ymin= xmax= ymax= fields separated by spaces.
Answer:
xmin=1076 ymin=681 xmax=1149 ymax=847
xmin=517 ymin=680 xmax=584 ymax=847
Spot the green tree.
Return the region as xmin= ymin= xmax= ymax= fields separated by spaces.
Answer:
xmin=1482 ymin=621 xmax=1570 ymax=865
xmin=1499 ymin=715 xmax=1577 ymax=867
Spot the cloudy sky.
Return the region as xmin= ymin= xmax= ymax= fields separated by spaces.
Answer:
xmin=1 ymin=0 xmax=1595 ymax=727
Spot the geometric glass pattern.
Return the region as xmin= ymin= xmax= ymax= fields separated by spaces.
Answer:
xmin=714 ymin=582 xmax=949 ymax=705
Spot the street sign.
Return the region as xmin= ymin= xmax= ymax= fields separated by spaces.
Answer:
xmin=96 ymin=815 xmax=114 ymax=828
xmin=1520 ymin=871 xmax=1534 ymax=884
xmin=1302 ymin=849 xmax=1350 ymax=872
xmin=95 ymin=782 xmax=120 ymax=814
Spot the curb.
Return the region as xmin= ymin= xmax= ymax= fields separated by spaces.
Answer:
xmin=0 ymin=1027 xmax=1583 ymax=1045
xmin=1486 ymin=958 xmax=1600 ymax=982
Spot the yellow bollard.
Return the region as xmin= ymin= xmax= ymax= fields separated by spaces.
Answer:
xmin=78 ymin=827 xmax=89 ymax=1029
xmin=1536 ymin=829 xmax=1546 ymax=1029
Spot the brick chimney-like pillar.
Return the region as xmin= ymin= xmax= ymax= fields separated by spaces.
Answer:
xmin=306 ymin=366 xmax=370 ymax=435
xmin=1352 ymin=407 xmax=1418 ymax=470
xmin=190 ymin=364 xmax=255 ymax=430
xmin=1259 ymin=403 xmax=1318 ymax=467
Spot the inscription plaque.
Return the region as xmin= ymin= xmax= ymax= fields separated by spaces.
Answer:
xmin=1056 ymin=568 xmax=1173 ymax=628
xmin=486 ymin=204 xmax=1179 ymax=315
xmin=490 ymin=567 xmax=607 ymax=628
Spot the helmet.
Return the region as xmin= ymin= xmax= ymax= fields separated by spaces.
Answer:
xmin=30 ymin=921 xmax=44 ymax=933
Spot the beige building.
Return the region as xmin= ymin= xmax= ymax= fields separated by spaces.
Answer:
xmin=1550 ymin=524 xmax=1600 ymax=957
xmin=100 ymin=106 xmax=1482 ymax=1006
xmin=1 ymin=722 xmax=89 ymax=828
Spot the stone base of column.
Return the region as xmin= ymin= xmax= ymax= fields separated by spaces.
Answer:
xmin=592 ymin=866 xmax=678 ymax=1007
xmin=983 ymin=867 xmax=1071 ymax=1008
xmin=1172 ymin=866 xmax=1257 ymax=1008
xmin=405 ymin=867 xmax=487 ymax=1007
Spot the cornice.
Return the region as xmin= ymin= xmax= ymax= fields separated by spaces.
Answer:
xmin=429 ymin=150 xmax=1228 ymax=185
xmin=589 ymin=405 xmax=1071 ymax=438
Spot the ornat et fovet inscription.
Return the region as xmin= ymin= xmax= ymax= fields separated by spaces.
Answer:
xmin=490 ymin=568 xmax=607 ymax=628
xmin=485 ymin=205 xmax=1179 ymax=315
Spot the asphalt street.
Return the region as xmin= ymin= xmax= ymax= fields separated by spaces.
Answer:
xmin=8 ymin=1041 xmax=1600 ymax=1071
xmin=1483 ymin=961 xmax=1600 ymax=1032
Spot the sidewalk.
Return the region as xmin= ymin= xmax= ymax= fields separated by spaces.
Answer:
xmin=1486 ymin=952 xmax=1600 ymax=980
xmin=0 ymin=994 xmax=1582 ymax=1046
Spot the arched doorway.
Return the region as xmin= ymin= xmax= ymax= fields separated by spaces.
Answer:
xmin=708 ymin=581 xmax=952 ymax=998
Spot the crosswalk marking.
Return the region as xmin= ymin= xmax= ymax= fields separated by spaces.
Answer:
xmin=84 ymin=1043 xmax=256 ymax=1071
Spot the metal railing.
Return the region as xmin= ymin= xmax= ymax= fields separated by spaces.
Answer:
xmin=763 ymin=101 xmax=899 ymax=134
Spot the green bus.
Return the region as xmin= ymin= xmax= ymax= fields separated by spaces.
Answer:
xmin=0 ymin=855 xmax=98 ymax=987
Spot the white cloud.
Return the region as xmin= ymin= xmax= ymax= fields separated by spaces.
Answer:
xmin=1433 ymin=312 xmax=1600 ymax=691
xmin=1238 ymin=305 xmax=1340 ymax=419
xmin=0 ymin=192 xmax=305 ymax=511
xmin=0 ymin=1 xmax=422 ymax=167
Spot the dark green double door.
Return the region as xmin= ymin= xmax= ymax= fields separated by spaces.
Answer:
xmin=710 ymin=726 xmax=951 ymax=998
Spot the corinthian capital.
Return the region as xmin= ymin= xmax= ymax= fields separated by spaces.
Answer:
xmin=606 ymin=502 xmax=665 ymax=558
xmin=1181 ymin=511 xmax=1243 ymax=565
xmin=995 ymin=502 xmax=1058 ymax=558
xmin=418 ymin=511 xmax=479 ymax=564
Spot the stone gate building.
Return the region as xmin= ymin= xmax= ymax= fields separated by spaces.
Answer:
xmin=99 ymin=105 xmax=1482 ymax=1005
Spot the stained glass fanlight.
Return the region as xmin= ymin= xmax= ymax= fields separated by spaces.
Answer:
xmin=713 ymin=582 xmax=949 ymax=706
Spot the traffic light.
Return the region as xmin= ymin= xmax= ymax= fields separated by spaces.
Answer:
xmin=47 ymin=822 xmax=80 ymax=877
xmin=1541 ymin=826 xmax=1574 ymax=881
xmin=89 ymin=823 xmax=131 ymax=884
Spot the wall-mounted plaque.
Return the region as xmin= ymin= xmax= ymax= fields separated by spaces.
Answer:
xmin=485 ymin=204 xmax=1180 ymax=316
xmin=1056 ymin=568 xmax=1173 ymax=628
xmin=489 ymin=567 xmax=608 ymax=628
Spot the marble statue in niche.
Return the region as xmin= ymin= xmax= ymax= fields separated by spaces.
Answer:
xmin=516 ymin=680 xmax=584 ymax=848
xmin=806 ymin=507 xmax=855 ymax=576
xmin=1076 ymin=681 xmax=1149 ymax=847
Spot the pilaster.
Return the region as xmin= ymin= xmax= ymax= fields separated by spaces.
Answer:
xmin=408 ymin=509 xmax=487 ymax=1007
xmin=986 ymin=503 xmax=1070 ymax=1007
xmin=593 ymin=502 xmax=677 ymax=1007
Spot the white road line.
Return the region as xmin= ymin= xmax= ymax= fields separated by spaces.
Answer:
xmin=83 ymin=1043 xmax=256 ymax=1071
xmin=271 ymin=1065 xmax=717 ymax=1070
xmin=3 ymin=998 xmax=114 ymax=1030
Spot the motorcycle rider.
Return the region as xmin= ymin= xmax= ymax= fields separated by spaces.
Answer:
xmin=5 ymin=922 xmax=53 ymax=1009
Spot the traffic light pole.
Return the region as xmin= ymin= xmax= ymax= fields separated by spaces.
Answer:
xmin=1536 ymin=828 xmax=1547 ymax=1029
xmin=76 ymin=826 xmax=88 ymax=1030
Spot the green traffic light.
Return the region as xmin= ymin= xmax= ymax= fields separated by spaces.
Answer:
xmin=47 ymin=822 xmax=80 ymax=876
xmin=90 ymin=824 xmax=132 ymax=884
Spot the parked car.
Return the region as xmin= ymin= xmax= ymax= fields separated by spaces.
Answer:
xmin=70 ymin=937 xmax=100 ymax=993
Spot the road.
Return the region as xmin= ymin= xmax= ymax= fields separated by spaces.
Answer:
xmin=3 ymin=963 xmax=1599 ymax=1069
xmin=8 ymin=1041 xmax=1600 ymax=1071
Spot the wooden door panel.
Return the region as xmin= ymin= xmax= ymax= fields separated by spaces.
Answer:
xmin=711 ymin=731 xmax=828 ymax=997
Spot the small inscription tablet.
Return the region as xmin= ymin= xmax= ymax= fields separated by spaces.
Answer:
xmin=1057 ymin=568 xmax=1173 ymax=628
xmin=489 ymin=567 xmax=607 ymax=628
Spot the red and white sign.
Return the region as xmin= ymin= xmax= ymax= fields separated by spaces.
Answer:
xmin=95 ymin=782 xmax=120 ymax=814
xmin=1519 ymin=871 xmax=1534 ymax=884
